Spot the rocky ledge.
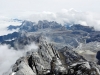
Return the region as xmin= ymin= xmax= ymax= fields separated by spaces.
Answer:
xmin=10 ymin=40 xmax=100 ymax=75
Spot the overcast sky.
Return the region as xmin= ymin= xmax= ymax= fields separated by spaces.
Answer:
xmin=0 ymin=0 xmax=100 ymax=17
xmin=0 ymin=0 xmax=100 ymax=31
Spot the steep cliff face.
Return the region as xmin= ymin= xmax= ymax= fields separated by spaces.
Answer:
xmin=10 ymin=40 xmax=100 ymax=75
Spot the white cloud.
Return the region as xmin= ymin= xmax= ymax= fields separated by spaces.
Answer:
xmin=0 ymin=9 xmax=100 ymax=31
xmin=0 ymin=44 xmax=23 ymax=75
xmin=0 ymin=43 xmax=38 ymax=75
xmin=25 ymin=43 xmax=38 ymax=52
xmin=0 ymin=27 xmax=19 ymax=36
xmin=18 ymin=9 xmax=100 ymax=30
xmin=0 ymin=17 xmax=21 ymax=36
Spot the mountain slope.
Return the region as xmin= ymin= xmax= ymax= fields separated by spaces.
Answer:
xmin=10 ymin=40 xmax=100 ymax=75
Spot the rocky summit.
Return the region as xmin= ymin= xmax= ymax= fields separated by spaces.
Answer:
xmin=9 ymin=39 xmax=100 ymax=75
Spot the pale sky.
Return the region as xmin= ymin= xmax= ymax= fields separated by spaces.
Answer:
xmin=0 ymin=0 xmax=100 ymax=17
xmin=0 ymin=0 xmax=100 ymax=31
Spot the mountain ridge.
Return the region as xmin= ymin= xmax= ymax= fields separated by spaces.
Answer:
xmin=1 ymin=20 xmax=100 ymax=50
xmin=9 ymin=39 xmax=100 ymax=75
xmin=1 ymin=20 xmax=100 ymax=75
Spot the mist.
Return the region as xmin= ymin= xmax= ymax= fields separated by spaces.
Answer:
xmin=0 ymin=43 xmax=38 ymax=75
xmin=0 ymin=16 xmax=21 ymax=36
xmin=0 ymin=9 xmax=100 ymax=31
xmin=18 ymin=9 xmax=100 ymax=30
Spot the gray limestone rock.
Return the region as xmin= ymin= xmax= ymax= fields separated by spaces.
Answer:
xmin=10 ymin=41 xmax=100 ymax=75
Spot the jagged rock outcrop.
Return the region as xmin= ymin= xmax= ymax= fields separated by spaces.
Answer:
xmin=10 ymin=40 xmax=100 ymax=75
xmin=67 ymin=62 xmax=100 ymax=75
xmin=10 ymin=57 xmax=36 ymax=75
xmin=10 ymin=40 xmax=60 ymax=75
xmin=59 ymin=46 xmax=100 ymax=75
xmin=58 ymin=46 xmax=86 ymax=65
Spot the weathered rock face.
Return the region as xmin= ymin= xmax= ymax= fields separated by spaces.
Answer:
xmin=10 ymin=40 xmax=58 ymax=75
xmin=10 ymin=40 xmax=100 ymax=75
xmin=10 ymin=57 xmax=36 ymax=75
xmin=59 ymin=46 xmax=100 ymax=75
xmin=58 ymin=46 xmax=86 ymax=65
xmin=67 ymin=62 xmax=100 ymax=75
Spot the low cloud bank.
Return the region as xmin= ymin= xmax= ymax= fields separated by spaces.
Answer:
xmin=0 ymin=27 xmax=19 ymax=36
xmin=0 ymin=16 xmax=21 ymax=36
xmin=0 ymin=9 xmax=100 ymax=32
xmin=0 ymin=44 xmax=22 ymax=75
xmin=0 ymin=43 xmax=38 ymax=75
xmin=19 ymin=9 xmax=100 ymax=30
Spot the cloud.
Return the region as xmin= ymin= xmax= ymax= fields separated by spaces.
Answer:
xmin=0 ymin=17 xmax=21 ymax=36
xmin=18 ymin=9 xmax=100 ymax=30
xmin=1 ymin=9 xmax=100 ymax=31
xmin=0 ymin=27 xmax=19 ymax=36
xmin=0 ymin=43 xmax=38 ymax=75
xmin=24 ymin=43 xmax=38 ymax=52
xmin=0 ymin=44 xmax=22 ymax=75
